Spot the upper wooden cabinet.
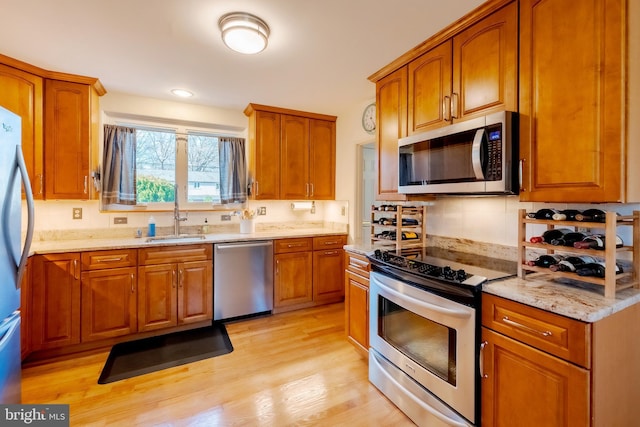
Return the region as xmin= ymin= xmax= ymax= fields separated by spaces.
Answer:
xmin=0 ymin=62 xmax=44 ymax=198
xmin=519 ymin=0 xmax=627 ymax=202
xmin=408 ymin=2 xmax=517 ymax=134
xmin=245 ymin=103 xmax=337 ymax=200
xmin=0 ymin=54 xmax=105 ymax=200
xmin=370 ymin=0 xmax=515 ymax=201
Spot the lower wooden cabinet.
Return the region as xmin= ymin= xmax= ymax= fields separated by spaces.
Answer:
xmin=344 ymin=250 xmax=370 ymax=357
xmin=31 ymin=253 xmax=81 ymax=351
xmin=481 ymin=293 xmax=640 ymax=426
xmin=274 ymin=235 xmax=347 ymax=313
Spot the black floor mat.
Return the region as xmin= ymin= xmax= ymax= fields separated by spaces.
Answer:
xmin=98 ymin=323 xmax=233 ymax=384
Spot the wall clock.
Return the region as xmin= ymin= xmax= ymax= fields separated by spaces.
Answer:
xmin=362 ymin=103 xmax=376 ymax=134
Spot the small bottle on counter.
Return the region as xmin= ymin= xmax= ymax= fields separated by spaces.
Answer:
xmin=202 ymin=218 xmax=209 ymax=234
xmin=148 ymin=216 xmax=156 ymax=237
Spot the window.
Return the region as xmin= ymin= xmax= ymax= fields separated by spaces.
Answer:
xmin=102 ymin=118 xmax=245 ymax=210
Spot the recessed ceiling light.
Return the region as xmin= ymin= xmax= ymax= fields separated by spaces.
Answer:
xmin=171 ymin=89 xmax=194 ymax=98
xmin=219 ymin=12 xmax=270 ymax=55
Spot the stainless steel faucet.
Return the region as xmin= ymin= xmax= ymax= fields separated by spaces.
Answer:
xmin=174 ymin=184 xmax=188 ymax=236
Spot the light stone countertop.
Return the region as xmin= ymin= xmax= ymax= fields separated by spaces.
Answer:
xmin=30 ymin=228 xmax=347 ymax=255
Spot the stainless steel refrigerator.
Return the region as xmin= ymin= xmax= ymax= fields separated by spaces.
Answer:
xmin=0 ymin=105 xmax=34 ymax=403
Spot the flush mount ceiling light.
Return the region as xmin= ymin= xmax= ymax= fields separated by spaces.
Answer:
xmin=171 ymin=89 xmax=194 ymax=98
xmin=218 ymin=12 xmax=270 ymax=54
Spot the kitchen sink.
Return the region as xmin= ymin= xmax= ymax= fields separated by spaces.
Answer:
xmin=145 ymin=234 xmax=207 ymax=243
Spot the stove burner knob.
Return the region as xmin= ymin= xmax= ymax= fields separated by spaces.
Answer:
xmin=382 ymin=252 xmax=390 ymax=261
xmin=456 ymin=269 xmax=467 ymax=282
xmin=418 ymin=264 xmax=429 ymax=274
xmin=374 ymin=249 xmax=382 ymax=260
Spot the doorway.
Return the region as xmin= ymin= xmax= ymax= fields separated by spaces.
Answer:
xmin=356 ymin=142 xmax=376 ymax=242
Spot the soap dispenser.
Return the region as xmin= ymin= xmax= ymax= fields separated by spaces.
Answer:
xmin=148 ymin=216 xmax=156 ymax=237
xmin=202 ymin=218 xmax=209 ymax=234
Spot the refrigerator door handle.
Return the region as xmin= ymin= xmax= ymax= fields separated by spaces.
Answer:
xmin=15 ymin=146 xmax=34 ymax=288
xmin=0 ymin=313 xmax=20 ymax=352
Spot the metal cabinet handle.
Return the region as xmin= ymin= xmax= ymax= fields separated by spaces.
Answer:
xmin=324 ymin=241 xmax=338 ymax=245
xmin=451 ymin=92 xmax=459 ymax=119
xmin=310 ymin=183 xmax=314 ymax=197
xmin=130 ymin=273 xmax=135 ymax=293
xmin=172 ymin=269 xmax=177 ymax=288
xmin=97 ymin=257 xmax=124 ymax=263
xmin=443 ymin=96 xmax=451 ymax=122
xmin=73 ymin=259 xmax=79 ymax=280
xmin=324 ymin=250 xmax=338 ymax=255
xmin=83 ymin=175 xmax=88 ymax=194
xmin=519 ymin=159 xmax=525 ymax=192
xmin=178 ymin=268 xmax=183 ymax=288
xmin=479 ymin=341 xmax=488 ymax=378
xmin=502 ymin=316 xmax=553 ymax=337
xmin=39 ymin=174 xmax=43 ymax=195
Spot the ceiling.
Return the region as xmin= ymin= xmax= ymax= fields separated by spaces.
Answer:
xmin=1 ymin=0 xmax=485 ymax=116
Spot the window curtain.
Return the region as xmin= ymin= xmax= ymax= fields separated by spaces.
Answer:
xmin=218 ymin=137 xmax=247 ymax=203
xmin=102 ymin=124 xmax=137 ymax=205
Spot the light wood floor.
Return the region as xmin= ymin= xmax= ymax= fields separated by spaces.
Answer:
xmin=21 ymin=302 xmax=415 ymax=426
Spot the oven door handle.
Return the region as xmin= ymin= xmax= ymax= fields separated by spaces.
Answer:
xmin=381 ymin=283 xmax=472 ymax=319
xmin=371 ymin=352 xmax=470 ymax=427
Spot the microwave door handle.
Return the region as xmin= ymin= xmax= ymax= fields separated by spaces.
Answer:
xmin=471 ymin=129 xmax=486 ymax=180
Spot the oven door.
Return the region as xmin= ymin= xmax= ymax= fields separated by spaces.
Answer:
xmin=369 ymin=271 xmax=476 ymax=425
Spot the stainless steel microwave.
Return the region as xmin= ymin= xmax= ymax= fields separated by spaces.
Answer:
xmin=398 ymin=111 xmax=518 ymax=195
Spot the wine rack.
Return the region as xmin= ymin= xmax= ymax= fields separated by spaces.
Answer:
xmin=518 ymin=208 xmax=640 ymax=298
xmin=371 ymin=205 xmax=427 ymax=250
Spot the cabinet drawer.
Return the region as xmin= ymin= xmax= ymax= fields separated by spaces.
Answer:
xmin=482 ymin=294 xmax=591 ymax=368
xmin=313 ymin=235 xmax=347 ymax=250
xmin=139 ymin=244 xmax=213 ymax=265
xmin=345 ymin=251 xmax=370 ymax=278
xmin=274 ymin=238 xmax=313 ymax=254
xmin=81 ymin=249 xmax=137 ymax=270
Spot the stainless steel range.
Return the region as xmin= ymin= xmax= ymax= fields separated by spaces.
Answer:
xmin=367 ymin=247 xmax=516 ymax=427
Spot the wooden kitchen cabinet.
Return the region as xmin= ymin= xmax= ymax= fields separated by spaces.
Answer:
xmin=482 ymin=293 xmax=640 ymax=426
xmin=31 ymin=253 xmax=81 ymax=351
xmin=0 ymin=60 xmax=44 ymax=199
xmin=519 ymin=0 xmax=626 ymax=202
xmin=375 ymin=67 xmax=408 ymax=201
xmin=274 ymin=238 xmax=314 ymax=312
xmin=344 ymin=250 xmax=370 ymax=357
xmin=274 ymin=235 xmax=347 ymax=313
xmin=80 ymin=249 xmax=138 ymax=342
xmin=312 ymin=235 xmax=345 ymax=303
xmin=137 ymin=244 xmax=213 ymax=332
xmin=408 ymin=2 xmax=517 ymax=134
xmin=245 ymin=103 xmax=337 ymax=201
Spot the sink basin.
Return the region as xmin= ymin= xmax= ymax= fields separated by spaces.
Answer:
xmin=145 ymin=234 xmax=206 ymax=243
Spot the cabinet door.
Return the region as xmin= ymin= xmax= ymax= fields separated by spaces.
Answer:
xmin=81 ymin=267 xmax=137 ymax=342
xmin=0 ymin=64 xmax=44 ymax=199
xmin=137 ymin=264 xmax=178 ymax=332
xmin=280 ymin=114 xmax=310 ymax=199
xmin=308 ymin=118 xmax=335 ymax=200
xmin=345 ymin=270 xmax=369 ymax=355
xmin=481 ymin=327 xmax=590 ymax=427
xmin=519 ymin=0 xmax=624 ymax=202
xmin=313 ymin=249 xmax=344 ymax=303
xmin=31 ymin=253 xmax=81 ymax=350
xmin=177 ymin=260 xmax=213 ymax=325
xmin=453 ymin=1 xmax=517 ymax=120
xmin=44 ymin=79 xmax=90 ymax=199
xmin=376 ymin=67 xmax=408 ymax=201
xmin=251 ymin=110 xmax=280 ymax=199
xmin=408 ymin=41 xmax=453 ymax=134
xmin=274 ymin=251 xmax=313 ymax=309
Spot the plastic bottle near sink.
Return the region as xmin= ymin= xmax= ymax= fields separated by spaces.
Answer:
xmin=148 ymin=216 xmax=156 ymax=237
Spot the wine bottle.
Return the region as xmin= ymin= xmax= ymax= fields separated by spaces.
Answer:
xmin=549 ymin=231 xmax=586 ymax=246
xmin=573 ymin=234 xmax=624 ymax=250
xmin=527 ymin=208 xmax=560 ymax=220
xmin=526 ymin=254 xmax=565 ymax=268
xmin=574 ymin=209 xmax=607 ymax=223
xmin=575 ymin=262 xmax=623 ymax=278
xmin=530 ymin=228 xmax=573 ymax=244
xmin=551 ymin=209 xmax=581 ymax=221
xmin=548 ymin=255 xmax=598 ymax=272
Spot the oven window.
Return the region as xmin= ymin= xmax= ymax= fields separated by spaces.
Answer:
xmin=379 ymin=297 xmax=457 ymax=386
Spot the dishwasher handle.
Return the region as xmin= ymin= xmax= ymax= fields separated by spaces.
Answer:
xmin=215 ymin=241 xmax=273 ymax=251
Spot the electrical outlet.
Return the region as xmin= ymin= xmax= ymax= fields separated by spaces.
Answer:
xmin=114 ymin=217 xmax=128 ymax=225
xmin=221 ymin=214 xmax=231 ymax=221
xmin=72 ymin=207 xmax=82 ymax=220
xmin=258 ymin=206 xmax=267 ymax=215
xmin=341 ymin=206 xmax=346 ymax=216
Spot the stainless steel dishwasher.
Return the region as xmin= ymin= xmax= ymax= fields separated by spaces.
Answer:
xmin=213 ymin=241 xmax=274 ymax=321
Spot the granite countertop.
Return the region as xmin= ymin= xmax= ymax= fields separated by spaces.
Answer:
xmin=30 ymin=228 xmax=347 ymax=255
xmin=345 ymin=242 xmax=640 ymax=323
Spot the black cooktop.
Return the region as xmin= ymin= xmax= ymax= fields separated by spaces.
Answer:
xmin=368 ymin=246 xmax=517 ymax=288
